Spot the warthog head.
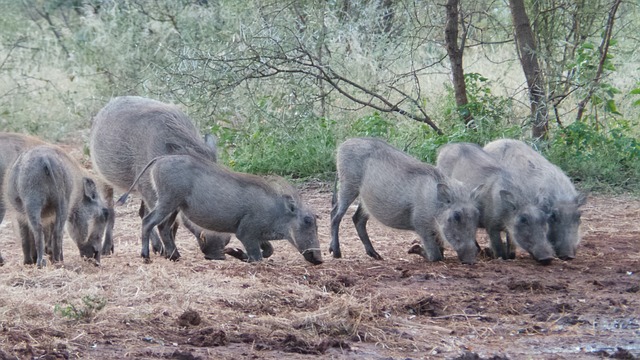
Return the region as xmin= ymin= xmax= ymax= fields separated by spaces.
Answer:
xmin=503 ymin=191 xmax=554 ymax=264
xmin=547 ymin=194 xmax=587 ymax=260
xmin=284 ymin=197 xmax=322 ymax=265
xmin=68 ymin=177 xmax=110 ymax=264
xmin=436 ymin=183 xmax=482 ymax=265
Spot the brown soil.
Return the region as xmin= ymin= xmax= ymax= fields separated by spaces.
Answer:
xmin=1 ymin=157 xmax=639 ymax=359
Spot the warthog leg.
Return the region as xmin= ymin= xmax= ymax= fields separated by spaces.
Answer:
xmin=140 ymin=197 xmax=183 ymax=263
xmin=505 ymin=233 xmax=517 ymax=260
xmin=157 ymin=210 xmax=180 ymax=261
xmin=330 ymin=183 xmax=360 ymax=259
xmin=352 ymin=204 xmax=383 ymax=260
xmin=415 ymin=226 xmax=444 ymax=262
xmin=138 ymin=200 xmax=165 ymax=255
xmin=488 ymin=228 xmax=508 ymax=260
xmin=101 ymin=185 xmax=115 ymax=256
xmin=19 ymin=220 xmax=36 ymax=265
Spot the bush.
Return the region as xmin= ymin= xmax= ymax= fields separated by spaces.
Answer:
xmin=54 ymin=295 xmax=107 ymax=322
xmin=545 ymin=119 xmax=640 ymax=192
xmin=216 ymin=116 xmax=338 ymax=180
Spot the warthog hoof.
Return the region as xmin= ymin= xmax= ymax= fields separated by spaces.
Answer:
xmin=329 ymin=247 xmax=342 ymax=259
xmin=101 ymin=244 xmax=114 ymax=256
xmin=142 ymin=257 xmax=152 ymax=264
xmin=224 ymin=247 xmax=249 ymax=262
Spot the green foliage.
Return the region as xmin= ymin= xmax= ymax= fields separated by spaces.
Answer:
xmin=569 ymin=40 xmax=623 ymax=119
xmin=351 ymin=112 xmax=397 ymax=138
xmin=545 ymin=120 xmax=640 ymax=192
xmin=217 ymin=116 xmax=338 ymax=180
xmin=54 ymin=295 xmax=107 ymax=322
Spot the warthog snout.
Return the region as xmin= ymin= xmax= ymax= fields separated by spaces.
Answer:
xmin=457 ymin=244 xmax=479 ymax=265
xmin=302 ymin=249 xmax=323 ymax=265
xmin=537 ymin=257 xmax=553 ymax=266
xmin=292 ymin=213 xmax=322 ymax=265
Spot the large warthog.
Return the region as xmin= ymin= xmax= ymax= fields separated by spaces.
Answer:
xmin=4 ymin=144 xmax=109 ymax=267
xmin=117 ymin=155 xmax=323 ymax=265
xmin=330 ymin=138 xmax=481 ymax=264
xmin=89 ymin=96 xmax=232 ymax=261
xmin=437 ymin=142 xmax=554 ymax=264
xmin=0 ymin=133 xmax=47 ymax=266
xmin=484 ymin=139 xmax=586 ymax=260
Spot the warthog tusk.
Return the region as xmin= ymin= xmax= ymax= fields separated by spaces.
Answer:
xmin=300 ymin=248 xmax=321 ymax=255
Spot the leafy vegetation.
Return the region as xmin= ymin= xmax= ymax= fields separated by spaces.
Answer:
xmin=54 ymin=295 xmax=107 ymax=322
xmin=0 ymin=0 xmax=638 ymax=191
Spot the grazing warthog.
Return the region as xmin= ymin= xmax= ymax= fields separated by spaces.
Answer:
xmin=330 ymin=138 xmax=481 ymax=264
xmin=437 ymin=142 xmax=554 ymax=264
xmin=4 ymin=145 xmax=109 ymax=268
xmin=117 ymin=155 xmax=322 ymax=265
xmin=89 ymin=96 xmax=231 ymax=261
xmin=484 ymin=139 xmax=587 ymax=260
xmin=0 ymin=133 xmax=48 ymax=266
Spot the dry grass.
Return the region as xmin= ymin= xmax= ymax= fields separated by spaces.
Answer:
xmin=1 ymin=173 xmax=639 ymax=359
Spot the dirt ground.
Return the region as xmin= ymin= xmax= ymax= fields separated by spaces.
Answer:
xmin=0 ymin=152 xmax=639 ymax=359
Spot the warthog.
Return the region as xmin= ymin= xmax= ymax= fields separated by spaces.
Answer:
xmin=89 ymin=96 xmax=231 ymax=261
xmin=4 ymin=144 xmax=109 ymax=267
xmin=484 ymin=139 xmax=587 ymax=260
xmin=0 ymin=133 xmax=48 ymax=266
xmin=330 ymin=138 xmax=481 ymax=264
xmin=437 ymin=142 xmax=554 ymax=264
xmin=117 ymin=155 xmax=323 ymax=265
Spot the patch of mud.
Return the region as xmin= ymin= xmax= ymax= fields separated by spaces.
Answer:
xmin=167 ymin=350 xmax=203 ymax=360
xmin=507 ymin=279 xmax=567 ymax=292
xmin=452 ymin=351 xmax=510 ymax=360
xmin=592 ymin=347 xmax=638 ymax=359
xmin=177 ymin=309 xmax=201 ymax=327
xmin=403 ymin=296 xmax=444 ymax=317
xmin=320 ymin=275 xmax=356 ymax=294
xmin=186 ymin=328 xmax=228 ymax=347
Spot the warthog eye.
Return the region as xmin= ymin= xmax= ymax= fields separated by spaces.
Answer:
xmin=452 ymin=211 xmax=462 ymax=223
xmin=519 ymin=216 xmax=528 ymax=225
xmin=303 ymin=215 xmax=314 ymax=225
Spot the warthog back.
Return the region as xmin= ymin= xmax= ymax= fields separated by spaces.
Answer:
xmin=0 ymin=132 xmax=47 ymax=265
xmin=117 ymin=155 xmax=322 ymax=265
xmin=90 ymin=96 xmax=229 ymax=260
xmin=437 ymin=142 xmax=554 ymax=264
xmin=4 ymin=145 xmax=108 ymax=267
xmin=331 ymin=138 xmax=481 ymax=264
xmin=484 ymin=139 xmax=586 ymax=260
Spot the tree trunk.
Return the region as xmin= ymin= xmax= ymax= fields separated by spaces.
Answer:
xmin=444 ymin=0 xmax=472 ymax=125
xmin=509 ymin=0 xmax=548 ymax=139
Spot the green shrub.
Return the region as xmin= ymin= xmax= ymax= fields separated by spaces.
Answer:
xmin=216 ymin=116 xmax=338 ymax=180
xmin=545 ymin=119 xmax=640 ymax=192
xmin=54 ymin=295 xmax=107 ymax=322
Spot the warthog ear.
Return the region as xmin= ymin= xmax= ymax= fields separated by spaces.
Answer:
xmin=575 ymin=192 xmax=587 ymax=207
xmin=165 ymin=142 xmax=184 ymax=154
xmin=535 ymin=194 xmax=552 ymax=213
xmin=82 ymin=177 xmax=98 ymax=201
xmin=499 ymin=190 xmax=517 ymax=212
xmin=436 ymin=183 xmax=453 ymax=205
xmin=282 ymin=194 xmax=297 ymax=214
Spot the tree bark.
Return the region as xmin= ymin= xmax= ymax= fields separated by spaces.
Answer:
xmin=444 ymin=0 xmax=472 ymax=125
xmin=509 ymin=0 xmax=548 ymax=139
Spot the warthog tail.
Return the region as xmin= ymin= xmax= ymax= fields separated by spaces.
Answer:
xmin=115 ymin=156 xmax=162 ymax=206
